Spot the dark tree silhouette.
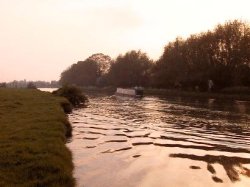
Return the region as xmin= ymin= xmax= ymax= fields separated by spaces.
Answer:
xmin=60 ymin=53 xmax=112 ymax=87
xmin=108 ymin=50 xmax=153 ymax=87
xmin=59 ymin=20 xmax=250 ymax=92
xmin=87 ymin=53 xmax=112 ymax=76
xmin=153 ymin=20 xmax=250 ymax=90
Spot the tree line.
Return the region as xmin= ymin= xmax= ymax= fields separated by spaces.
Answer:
xmin=60 ymin=20 xmax=250 ymax=91
xmin=0 ymin=80 xmax=59 ymax=88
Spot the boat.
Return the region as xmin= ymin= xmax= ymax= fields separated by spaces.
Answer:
xmin=115 ymin=87 xmax=144 ymax=97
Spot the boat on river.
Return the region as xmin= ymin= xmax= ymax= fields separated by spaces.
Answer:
xmin=115 ymin=87 xmax=143 ymax=97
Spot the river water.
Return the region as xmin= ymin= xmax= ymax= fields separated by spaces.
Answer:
xmin=67 ymin=94 xmax=250 ymax=187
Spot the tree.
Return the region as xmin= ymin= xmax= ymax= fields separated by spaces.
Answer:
xmin=108 ymin=50 xmax=153 ymax=87
xmin=60 ymin=53 xmax=112 ymax=87
xmin=87 ymin=53 xmax=113 ymax=87
xmin=212 ymin=20 xmax=250 ymax=87
xmin=87 ymin=53 xmax=112 ymax=76
xmin=60 ymin=60 xmax=98 ymax=86
xmin=152 ymin=38 xmax=188 ymax=88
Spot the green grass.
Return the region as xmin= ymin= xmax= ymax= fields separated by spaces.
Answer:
xmin=0 ymin=88 xmax=75 ymax=187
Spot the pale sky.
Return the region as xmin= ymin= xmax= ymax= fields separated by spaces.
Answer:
xmin=0 ymin=0 xmax=249 ymax=82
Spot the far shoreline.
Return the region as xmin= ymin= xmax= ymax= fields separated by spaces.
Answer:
xmin=144 ymin=88 xmax=250 ymax=102
xmin=78 ymin=86 xmax=250 ymax=101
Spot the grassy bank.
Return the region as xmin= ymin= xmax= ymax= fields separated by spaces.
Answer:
xmin=0 ymin=89 xmax=75 ymax=186
xmin=145 ymin=88 xmax=250 ymax=101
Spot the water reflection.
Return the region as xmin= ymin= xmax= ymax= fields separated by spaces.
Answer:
xmin=170 ymin=153 xmax=250 ymax=182
xmin=67 ymin=95 xmax=250 ymax=187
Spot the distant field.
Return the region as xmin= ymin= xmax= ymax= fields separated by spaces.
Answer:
xmin=0 ymin=89 xmax=74 ymax=186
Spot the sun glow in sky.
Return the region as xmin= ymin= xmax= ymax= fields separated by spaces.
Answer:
xmin=0 ymin=0 xmax=249 ymax=82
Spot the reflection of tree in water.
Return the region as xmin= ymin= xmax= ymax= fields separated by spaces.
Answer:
xmin=170 ymin=153 xmax=250 ymax=183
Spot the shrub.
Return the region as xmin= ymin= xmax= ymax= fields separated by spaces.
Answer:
xmin=53 ymin=85 xmax=88 ymax=107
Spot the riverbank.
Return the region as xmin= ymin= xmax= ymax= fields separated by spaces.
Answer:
xmin=79 ymin=86 xmax=250 ymax=101
xmin=0 ymin=88 xmax=75 ymax=186
xmin=81 ymin=86 xmax=116 ymax=95
xmin=145 ymin=88 xmax=250 ymax=101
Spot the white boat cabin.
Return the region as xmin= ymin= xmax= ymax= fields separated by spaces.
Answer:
xmin=116 ymin=87 xmax=143 ymax=97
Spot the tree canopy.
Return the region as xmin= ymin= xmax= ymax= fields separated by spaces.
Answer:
xmin=153 ymin=20 xmax=250 ymax=90
xmin=108 ymin=50 xmax=152 ymax=87
xmin=60 ymin=53 xmax=112 ymax=86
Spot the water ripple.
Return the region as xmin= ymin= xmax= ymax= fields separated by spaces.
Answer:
xmin=67 ymin=95 xmax=250 ymax=187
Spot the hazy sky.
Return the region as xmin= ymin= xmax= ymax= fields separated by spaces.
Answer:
xmin=0 ymin=0 xmax=249 ymax=82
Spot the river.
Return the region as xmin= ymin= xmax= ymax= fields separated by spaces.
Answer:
xmin=66 ymin=94 xmax=250 ymax=187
